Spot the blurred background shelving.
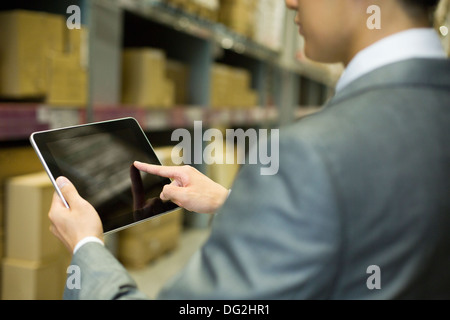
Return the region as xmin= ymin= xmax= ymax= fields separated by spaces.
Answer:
xmin=0 ymin=0 xmax=341 ymax=143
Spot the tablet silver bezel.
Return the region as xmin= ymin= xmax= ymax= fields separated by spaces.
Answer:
xmin=29 ymin=117 xmax=179 ymax=234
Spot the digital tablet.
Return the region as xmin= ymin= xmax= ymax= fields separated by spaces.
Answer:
xmin=30 ymin=117 xmax=179 ymax=234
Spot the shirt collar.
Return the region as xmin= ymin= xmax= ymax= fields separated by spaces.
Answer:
xmin=335 ymin=28 xmax=447 ymax=93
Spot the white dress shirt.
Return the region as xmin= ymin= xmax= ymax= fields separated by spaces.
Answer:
xmin=336 ymin=28 xmax=447 ymax=93
xmin=73 ymin=236 xmax=104 ymax=254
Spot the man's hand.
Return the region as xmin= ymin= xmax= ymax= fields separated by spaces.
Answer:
xmin=48 ymin=176 xmax=104 ymax=253
xmin=48 ymin=163 xmax=228 ymax=252
xmin=134 ymin=161 xmax=229 ymax=214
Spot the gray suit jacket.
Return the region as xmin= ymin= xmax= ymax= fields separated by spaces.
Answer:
xmin=64 ymin=58 xmax=450 ymax=300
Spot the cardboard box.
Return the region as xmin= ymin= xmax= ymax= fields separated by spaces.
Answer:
xmin=166 ymin=60 xmax=190 ymax=105
xmin=219 ymin=0 xmax=257 ymax=37
xmin=118 ymin=222 xmax=182 ymax=269
xmin=65 ymin=26 xmax=88 ymax=68
xmin=155 ymin=145 xmax=180 ymax=166
xmin=229 ymin=67 xmax=256 ymax=108
xmin=0 ymin=146 xmax=44 ymax=227
xmin=193 ymin=0 xmax=220 ymax=21
xmin=0 ymin=230 xmax=3 ymax=264
xmin=0 ymin=147 xmax=44 ymax=182
xmin=242 ymin=90 xmax=259 ymax=108
xmin=0 ymin=10 xmax=65 ymax=98
xmin=161 ymin=79 xmax=175 ymax=109
xmin=211 ymin=63 xmax=257 ymax=109
xmin=0 ymin=146 xmax=45 ymax=296
xmin=206 ymin=140 xmax=241 ymax=189
xmin=5 ymin=172 xmax=65 ymax=261
xmin=254 ymin=0 xmax=286 ymax=50
xmin=46 ymin=52 xmax=88 ymax=107
xmin=1 ymin=256 xmax=67 ymax=300
xmin=0 ymin=231 xmax=3 ymax=260
xmin=122 ymin=48 xmax=175 ymax=109
xmin=211 ymin=63 xmax=231 ymax=109
xmin=0 ymin=231 xmax=3 ymax=297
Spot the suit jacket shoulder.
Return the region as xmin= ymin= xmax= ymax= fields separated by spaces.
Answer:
xmin=276 ymin=57 xmax=450 ymax=299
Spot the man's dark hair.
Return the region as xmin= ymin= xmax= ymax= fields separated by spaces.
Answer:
xmin=398 ymin=0 xmax=440 ymax=23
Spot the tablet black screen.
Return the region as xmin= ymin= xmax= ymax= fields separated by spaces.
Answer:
xmin=31 ymin=118 xmax=178 ymax=233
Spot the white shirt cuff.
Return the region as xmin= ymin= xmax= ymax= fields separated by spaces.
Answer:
xmin=73 ymin=236 xmax=104 ymax=254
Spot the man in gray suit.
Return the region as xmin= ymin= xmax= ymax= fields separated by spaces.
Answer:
xmin=49 ymin=0 xmax=450 ymax=299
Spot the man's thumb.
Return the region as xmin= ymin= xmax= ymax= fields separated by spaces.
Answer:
xmin=56 ymin=176 xmax=80 ymax=205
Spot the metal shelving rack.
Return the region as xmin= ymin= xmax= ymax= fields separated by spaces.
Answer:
xmin=0 ymin=0 xmax=341 ymax=231
xmin=0 ymin=0 xmax=338 ymax=227
xmin=0 ymin=0 xmax=339 ymax=142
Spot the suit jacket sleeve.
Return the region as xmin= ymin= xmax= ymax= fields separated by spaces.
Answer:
xmin=63 ymin=241 xmax=149 ymax=300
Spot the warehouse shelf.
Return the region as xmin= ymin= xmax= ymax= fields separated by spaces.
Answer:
xmin=118 ymin=0 xmax=339 ymax=85
xmin=0 ymin=0 xmax=335 ymax=141
xmin=0 ymin=0 xmax=334 ymax=147
xmin=94 ymin=105 xmax=280 ymax=129
xmin=83 ymin=105 xmax=319 ymax=129
xmin=1 ymin=103 xmax=322 ymax=141
xmin=0 ymin=102 xmax=321 ymax=141
xmin=119 ymin=0 xmax=213 ymax=40
xmin=0 ymin=104 xmax=48 ymax=141
xmin=119 ymin=0 xmax=281 ymax=62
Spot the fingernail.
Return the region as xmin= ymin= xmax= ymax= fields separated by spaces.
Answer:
xmin=56 ymin=176 xmax=69 ymax=189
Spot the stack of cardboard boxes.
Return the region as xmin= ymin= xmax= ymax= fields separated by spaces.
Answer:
xmin=165 ymin=0 xmax=220 ymax=22
xmin=166 ymin=0 xmax=286 ymax=50
xmin=0 ymin=10 xmax=64 ymax=99
xmin=46 ymin=26 xmax=88 ymax=107
xmin=0 ymin=10 xmax=88 ymax=107
xmin=211 ymin=63 xmax=258 ymax=109
xmin=0 ymin=147 xmax=44 ymax=232
xmin=2 ymin=172 xmax=70 ymax=300
xmin=122 ymin=48 xmax=177 ymax=109
xmin=0 ymin=147 xmax=68 ymax=300
xmin=117 ymin=147 xmax=184 ymax=269
xmin=123 ymin=47 xmax=258 ymax=110
xmin=253 ymin=0 xmax=286 ymax=51
xmin=165 ymin=60 xmax=190 ymax=106
xmin=118 ymin=209 xmax=183 ymax=269
xmin=206 ymin=139 xmax=242 ymax=191
xmin=0 ymin=146 xmax=187 ymax=298
xmin=219 ymin=0 xmax=258 ymax=38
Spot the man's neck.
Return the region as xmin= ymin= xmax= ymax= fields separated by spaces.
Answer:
xmin=343 ymin=8 xmax=431 ymax=66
